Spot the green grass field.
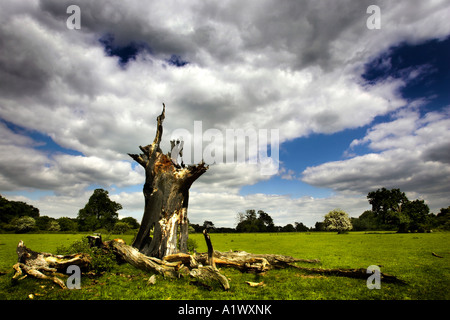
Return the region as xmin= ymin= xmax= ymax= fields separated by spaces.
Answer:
xmin=0 ymin=232 xmax=449 ymax=300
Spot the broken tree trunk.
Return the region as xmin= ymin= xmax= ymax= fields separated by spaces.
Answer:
xmin=128 ymin=104 xmax=208 ymax=259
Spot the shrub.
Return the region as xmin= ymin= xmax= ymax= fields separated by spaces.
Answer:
xmin=93 ymin=228 xmax=109 ymax=235
xmin=56 ymin=237 xmax=117 ymax=273
xmin=187 ymin=238 xmax=198 ymax=253
xmin=113 ymin=222 xmax=131 ymax=234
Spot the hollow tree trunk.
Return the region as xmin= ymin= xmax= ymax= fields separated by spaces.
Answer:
xmin=128 ymin=104 xmax=208 ymax=258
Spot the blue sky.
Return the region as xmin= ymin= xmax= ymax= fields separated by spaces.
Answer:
xmin=0 ymin=0 xmax=449 ymax=227
xmin=243 ymin=37 xmax=450 ymax=201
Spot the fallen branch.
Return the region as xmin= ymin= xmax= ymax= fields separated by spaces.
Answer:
xmin=12 ymin=240 xmax=91 ymax=289
xmin=187 ymin=230 xmax=230 ymax=290
xmin=106 ymin=238 xmax=185 ymax=278
xmin=290 ymin=265 xmax=406 ymax=284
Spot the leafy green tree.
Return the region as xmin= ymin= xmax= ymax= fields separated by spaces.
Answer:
xmin=113 ymin=221 xmax=131 ymax=234
xmin=295 ymin=222 xmax=309 ymax=232
xmin=120 ymin=217 xmax=140 ymax=229
xmin=351 ymin=210 xmax=378 ymax=231
xmin=0 ymin=194 xmax=39 ymax=224
xmin=35 ymin=216 xmax=53 ymax=231
xmin=435 ymin=206 xmax=450 ymax=230
xmin=236 ymin=210 xmax=258 ymax=232
xmin=367 ymin=188 xmax=436 ymax=232
xmin=257 ymin=210 xmax=275 ymax=232
xmin=281 ymin=223 xmax=295 ymax=232
xmin=57 ymin=217 xmax=78 ymax=231
xmin=48 ymin=220 xmax=61 ymax=232
xmin=77 ymin=189 xmax=122 ymax=231
xmin=13 ymin=216 xmax=36 ymax=233
xmin=324 ymin=209 xmax=353 ymax=234
xmin=367 ymin=188 xmax=409 ymax=229
xmin=314 ymin=221 xmax=325 ymax=231
xmin=402 ymin=199 xmax=430 ymax=232
xmin=236 ymin=209 xmax=276 ymax=232
xmin=203 ymin=220 xmax=215 ymax=230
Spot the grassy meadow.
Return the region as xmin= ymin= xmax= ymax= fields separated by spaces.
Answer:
xmin=0 ymin=232 xmax=449 ymax=300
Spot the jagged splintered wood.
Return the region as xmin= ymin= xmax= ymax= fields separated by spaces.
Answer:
xmin=128 ymin=104 xmax=208 ymax=259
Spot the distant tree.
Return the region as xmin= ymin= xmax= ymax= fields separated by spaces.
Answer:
xmin=281 ymin=224 xmax=295 ymax=232
xmin=35 ymin=216 xmax=54 ymax=231
xmin=57 ymin=217 xmax=78 ymax=232
xmin=314 ymin=221 xmax=325 ymax=231
xmin=203 ymin=220 xmax=215 ymax=230
xmin=294 ymin=222 xmax=309 ymax=232
xmin=401 ymin=199 xmax=430 ymax=232
xmin=13 ymin=216 xmax=36 ymax=233
xmin=236 ymin=210 xmax=258 ymax=232
xmin=351 ymin=210 xmax=378 ymax=231
xmin=0 ymin=194 xmax=40 ymax=225
xmin=435 ymin=206 xmax=450 ymax=230
xmin=236 ymin=209 xmax=275 ymax=232
xmin=257 ymin=210 xmax=275 ymax=232
xmin=324 ymin=209 xmax=353 ymax=234
xmin=48 ymin=220 xmax=61 ymax=232
xmin=367 ymin=188 xmax=409 ymax=228
xmin=190 ymin=223 xmax=203 ymax=233
xmin=120 ymin=217 xmax=140 ymax=229
xmin=113 ymin=221 xmax=131 ymax=234
xmin=77 ymin=189 xmax=122 ymax=231
xmin=367 ymin=188 xmax=437 ymax=232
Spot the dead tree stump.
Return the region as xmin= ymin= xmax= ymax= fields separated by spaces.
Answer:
xmin=128 ymin=104 xmax=208 ymax=258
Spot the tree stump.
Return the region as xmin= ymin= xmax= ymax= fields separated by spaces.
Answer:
xmin=128 ymin=104 xmax=208 ymax=258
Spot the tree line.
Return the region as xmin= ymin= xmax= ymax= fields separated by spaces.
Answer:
xmin=0 ymin=189 xmax=139 ymax=234
xmin=193 ymin=188 xmax=450 ymax=234
xmin=1 ymin=187 xmax=449 ymax=234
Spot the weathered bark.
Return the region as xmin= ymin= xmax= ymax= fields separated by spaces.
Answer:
xmin=164 ymin=250 xmax=319 ymax=273
xmin=12 ymin=240 xmax=91 ymax=289
xmin=129 ymin=104 xmax=208 ymax=258
xmin=203 ymin=229 xmax=216 ymax=268
xmin=187 ymin=230 xmax=230 ymax=290
xmin=94 ymin=235 xmax=230 ymax=290
xmin=107 ymin=238 xmax=187 ymax=278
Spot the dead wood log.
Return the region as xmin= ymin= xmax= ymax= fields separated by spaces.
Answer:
xmin=102 ymin=236 xmax=230 ymax=289
xmin=106 ymin=239 xmax=186 ymax=278
xmin=164 ymin=250 xmax=319 ymax=273
xmin=290 ymin=265 xmax=406 ymax=284
xmin=186 ymin=230 xmax=230 ymax=290
xmin=189 ymin=266 xmax=230 ymax=291
xmin=12 ymin=240 xmax=91 ymax=289
xmin=431 ymin=252 xmax=443 ymax=258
